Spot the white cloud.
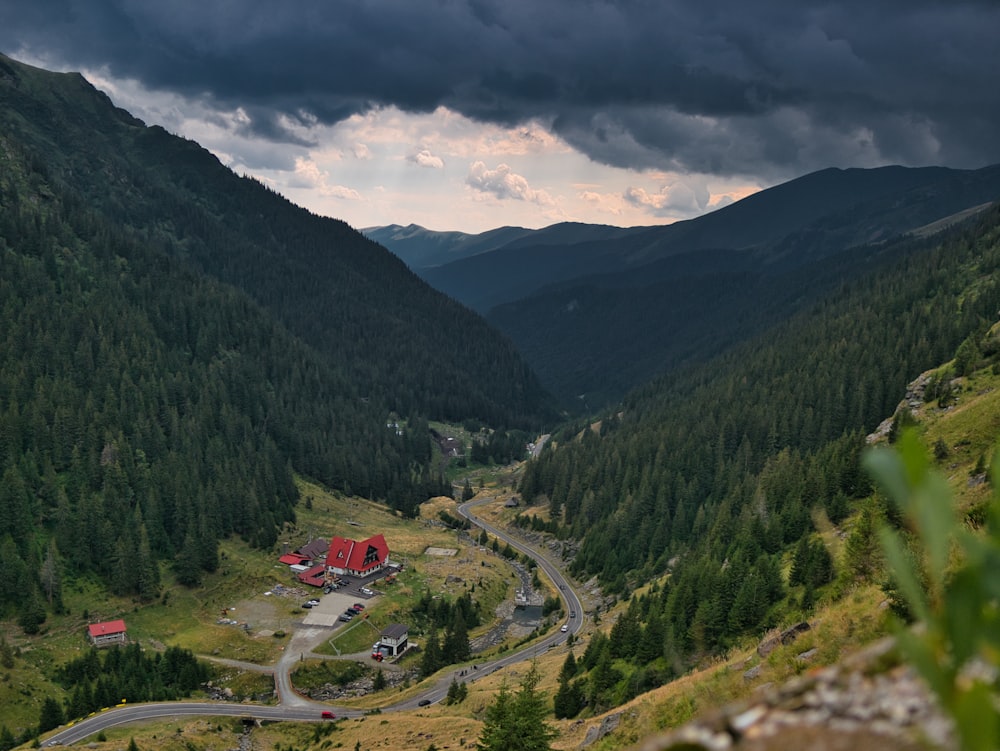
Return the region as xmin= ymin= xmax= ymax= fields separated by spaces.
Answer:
xmin=353 ymin=143 xmax=372 ymax=160
xmin=289 ymin=156 xmax=328 ymax=188
xmin=409 ymin=149 xmax=444 ymax=169
xmin=289 ymin=157 xmax=361 ymax=200
xmin=578 ymin=190 xmax=623 ymax=216
xmin=466 ymin=161 xmax=554 ymax=205
xmin=323 ymin=184 xmax=363 ymax=200
xmin=624 ymin=180 xmax=710 ymax=215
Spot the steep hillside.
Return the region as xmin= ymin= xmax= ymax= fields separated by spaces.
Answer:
xmin=0 ymin=53 xmax=552 ymax=631
xmin=0 ymin=53 xmax=555 ymax=430
xmin=514 ymin=205 xmax=1000 ymax=696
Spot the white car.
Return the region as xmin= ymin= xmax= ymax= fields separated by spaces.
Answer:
xmin=561 ymin=624 xmax=569 ymax=633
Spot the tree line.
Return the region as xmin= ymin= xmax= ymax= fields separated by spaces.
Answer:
xmin=519 ymin=206 xmax=1000 ymax=688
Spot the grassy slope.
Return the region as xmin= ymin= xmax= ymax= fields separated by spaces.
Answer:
xmin=1 ymin=469 xmax=520 ymax=742
xmin=567 ymin=359 xmax=1000 ymax=750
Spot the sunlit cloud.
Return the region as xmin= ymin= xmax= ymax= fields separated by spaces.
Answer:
xmin=624 ymin=181 xmax=710 ymax=215
xmin=578 ymin=190 xmax=624 ymax=216
xmin=322 ymin=185 xmax=363 ymax=200
xmin=409 ymin=149 xmax=445 ymax=169
xmin=467 ymin=161 xmax=555 ymax=205
xmin=290 ymin=157 xmax=361 ymax=200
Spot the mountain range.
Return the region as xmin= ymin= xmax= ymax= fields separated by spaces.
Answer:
xmin=5 ymin=49 xmax=1000 ymax=747
xmin=370 ymin=165 xmax=1000 ymax=407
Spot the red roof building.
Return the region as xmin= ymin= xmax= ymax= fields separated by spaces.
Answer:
xmin=87 ymin=619 xmax=127 ymax=647
xmin=279 ymin=553 xmax=310 ymax=566
xmin=297 ymin=564 xmax=328 ymax=588
xmin=325 ymin=534 xmax=389 ymax=577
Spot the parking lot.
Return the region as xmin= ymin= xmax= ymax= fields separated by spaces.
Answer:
xmin=302 ymin=590 xmax=369 ymax=627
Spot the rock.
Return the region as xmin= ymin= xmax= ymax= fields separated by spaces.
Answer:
xmin=635 ymin=638 xmax=954 ymax=751
xmin=797 ymin=648 xmax=818 ymax=663
xmin=757 ymin=622 xmax=810 ymax=658
xmin=743 ymin=665 xmax=762 ymax=682
xmin=580 ymin=712 xmax=623 ymax=748
xmin=781 ymin=622 xmax=811 ymax=644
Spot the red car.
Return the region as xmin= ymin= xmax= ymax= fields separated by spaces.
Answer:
xmin=321 ymin=711 xmax=335 ymax=720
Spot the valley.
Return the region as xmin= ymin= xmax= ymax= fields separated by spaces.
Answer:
xmin=2 ymin=50 xmax=1000 ymax=751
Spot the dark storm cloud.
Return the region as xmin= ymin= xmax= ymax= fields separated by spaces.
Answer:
xmin=3 ymin=0 xmax=998 ymax=176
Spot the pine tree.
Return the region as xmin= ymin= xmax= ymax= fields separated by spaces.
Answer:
xmin=476 ymin=664 xmax=556 ymax=751
xmin=445 ymin=676 xmax=468 ymax=705
xmin=0 ymin=636 xmax=14 ymax=669
xmin=38 ymin=695 xmax=64 ymax=733
xmin=558 ymin=651 xmax=577 ymax=682
xmin=443 ymin=609 xmax=470 ymax=663
xmin=553 ymin=653 xmax=584 ymax=719
xmin=39 ymin=540 xmax=63 ymax=611
xmin=0 ymin=725 xmax=15 ymax=751
xmin=421 ymin=629 xmax=442 ymax=677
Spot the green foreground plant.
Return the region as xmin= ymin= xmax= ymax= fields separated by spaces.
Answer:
xmin=865 ymin=430 xmax=1000 ymax=751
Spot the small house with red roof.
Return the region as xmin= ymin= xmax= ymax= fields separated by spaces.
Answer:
xmin=325 ymin=534 xmax=389 ymax=578
xmin=87 ymin=619 xmax=127 ymax=647
xmin=297 ymin=564 xmax=327 ymax=588
xmin=279 ymin=552 xmax=310 ymax=566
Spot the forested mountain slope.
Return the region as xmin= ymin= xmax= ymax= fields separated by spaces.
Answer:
xmin=0 ymin=53 xmax=554 ymax=430
xmin=516 ymin=205 xmax=1000 ymax=694
xmin=0 ymin=53 xmax=551 ymax=629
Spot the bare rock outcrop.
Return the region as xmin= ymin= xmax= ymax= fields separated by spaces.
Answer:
xmin=634 ymin=639 xmax=954 ymax=751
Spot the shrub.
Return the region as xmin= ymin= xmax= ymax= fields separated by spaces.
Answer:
xmin=865 ymin=430 xmax=1000 ymax=751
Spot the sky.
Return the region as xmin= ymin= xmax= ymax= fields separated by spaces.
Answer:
xmin=2 ymin=1 xmax=998 ymax=234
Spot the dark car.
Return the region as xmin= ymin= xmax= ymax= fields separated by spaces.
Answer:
xmin=338 ymin=614 xmax=352 ymax=622
xmin=301 ymin=602 xmax=314 ymax=609
xmin=418 ymin=699 xmax=431 ymax=706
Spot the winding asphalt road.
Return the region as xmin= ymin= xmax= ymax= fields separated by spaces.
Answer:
xmin=42 ymin=495 xmax=582 ymax=747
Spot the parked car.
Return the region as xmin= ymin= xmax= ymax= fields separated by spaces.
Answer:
xmin=307 ymin=598 xmax=320 ymax=605
xmin=338 ymin=615 xmax=352 ymax=622
xmin=321 ymin=711 xmax=335 ymax=719
xmin=353 ymin=603 xmax=365 ymax=610
xmin=301 ymin=602 xmax=314 ymax=609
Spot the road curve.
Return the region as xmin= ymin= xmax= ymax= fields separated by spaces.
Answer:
xmin=44 ymin=494 xmax=585 ymax=747
xmin=457 ymin=497 xmax=583 ymax=641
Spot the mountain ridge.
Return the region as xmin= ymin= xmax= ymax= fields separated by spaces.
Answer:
xmin=0 ymin=51 xmax=556 ymax=429
xmin=374 ymin=164 xmax=1000 ymax=319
